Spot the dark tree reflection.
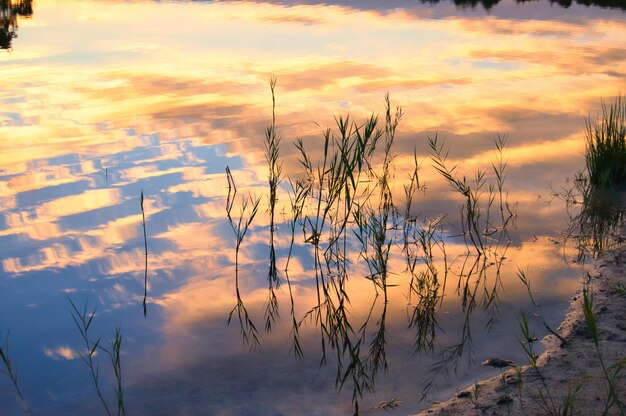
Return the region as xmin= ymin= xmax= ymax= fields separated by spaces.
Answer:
xmin=420 ymin=0 xmax=626 ymax=10
xmin=1 ymin=0 xmax=33 ymax=50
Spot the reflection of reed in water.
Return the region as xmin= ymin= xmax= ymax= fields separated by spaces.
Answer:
xmin=226 ymin=84 xmax=515 ymax=414
xmin=563 ymin=175 xmax=625 ymax=259
xmin=0 ymin=0 xmax=33 ymax=50
xmin=225 ymin=166 xmax=262 ymax=350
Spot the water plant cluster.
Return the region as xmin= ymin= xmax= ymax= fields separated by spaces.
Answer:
xmin=550 ymin=96 xmax=626 ymax=260
xmin=225 ymin=81 xmax=517 ymax=413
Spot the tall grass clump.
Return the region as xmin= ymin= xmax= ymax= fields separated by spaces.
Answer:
xmin=585 ymin=95 xmax=626 ymax=187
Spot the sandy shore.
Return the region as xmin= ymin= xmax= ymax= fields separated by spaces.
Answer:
xmin=414 ymin=246 xmax=626 ymax=416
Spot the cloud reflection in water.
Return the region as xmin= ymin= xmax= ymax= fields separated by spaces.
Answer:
xmin=0 ymin=0 xmax=624 ymax=414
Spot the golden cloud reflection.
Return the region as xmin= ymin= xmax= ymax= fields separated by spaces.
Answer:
xmin=1 ymin=2 xmax=621 ymax=307
xmin=34 ymin=188 xmax=120 ymax=219
xmin=2 ymin=1 xmax=624 ymax=412
xmin=43 ymin=345 xmax=79 ymax=361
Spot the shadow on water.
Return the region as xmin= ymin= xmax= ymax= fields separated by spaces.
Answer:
xmin=0 ymin=0 xmax=32 ymax=50
xmin=226 ymin=84 xmax=517 ymax=414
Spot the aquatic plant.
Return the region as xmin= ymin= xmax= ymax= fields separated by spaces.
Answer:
xmin=69 ymin=298 xmax=127 ymax=416
xmin=294 ymin=110 xmax=384 ymax=414
xmin=69 ymin=298 xmax=113 ymax=416
xmin=428 ymin=134 xmax=487 ymax=255
xmin=0 ymin=331 xmax=32 ymax=415
xmin=585 ymin=95 xmax=626 ymax=187
xmin=284 ymin=177 xmax=310 ymax=358
xmin=106 ymin=327 xmax=126 ymax=416
xmin=418 ymin=135 xmax=514 ymax=398
xmin=140 ymin=190 xmax=148 ymax=318
xmin=264 ymin=76 xmax=282 ymax=333
xmin=428 ymin=134 xmax=514 ymax=256
xmin=225 ymin=166 xmax=262 ymax=350
xmin=561 ymin=173 xmax=626 ymax=258
xmin=225 ymin=87 xmax=519 ymax=414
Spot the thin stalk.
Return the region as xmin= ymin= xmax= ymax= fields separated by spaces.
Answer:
xmin=140 ymin=190 xmax=148 ymax=318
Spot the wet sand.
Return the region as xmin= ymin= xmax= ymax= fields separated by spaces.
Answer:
xmin=414 ymin=245 xmax=626 ymax=416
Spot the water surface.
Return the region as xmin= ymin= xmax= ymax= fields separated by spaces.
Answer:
xmin=1 ymin=0 xmax=625 ymax=415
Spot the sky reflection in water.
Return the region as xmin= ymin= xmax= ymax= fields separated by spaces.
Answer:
xmin=0 ymin=0 xmax=625 ymax=414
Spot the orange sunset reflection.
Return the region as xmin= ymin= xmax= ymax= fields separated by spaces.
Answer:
xmin=0 ymin=0 xmax=618 ymax=318
xmin=0 ymin=1 xmax=624 ymax=413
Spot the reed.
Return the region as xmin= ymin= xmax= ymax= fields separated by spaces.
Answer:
xmin=585 ymin=95 xmax=626 ymax=187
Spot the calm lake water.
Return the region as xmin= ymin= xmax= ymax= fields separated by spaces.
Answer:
xmin=1 ymin=0 xmax=626 ymax=415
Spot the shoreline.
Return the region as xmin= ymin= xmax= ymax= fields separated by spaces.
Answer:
xmin=413 ymin=245 xmax=626 ymax=416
